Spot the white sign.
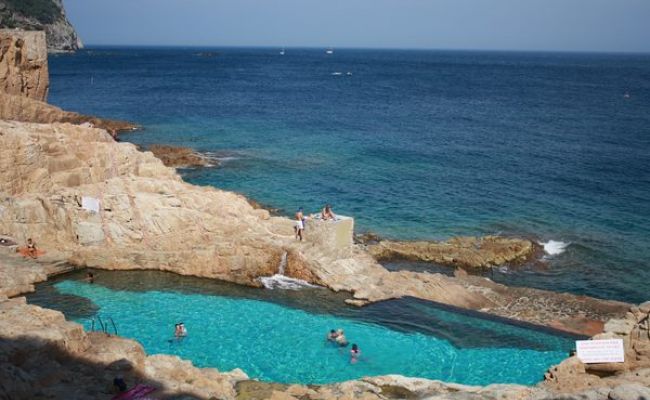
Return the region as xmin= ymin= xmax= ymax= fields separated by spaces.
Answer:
xmin=576 ymin=339 xmax=625 ymax=364
xmin=81 ymin=196 xmax=100 ymax=213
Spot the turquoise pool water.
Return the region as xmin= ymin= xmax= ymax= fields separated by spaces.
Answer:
xmin=30 ymin=271 xmax=576 ymax=386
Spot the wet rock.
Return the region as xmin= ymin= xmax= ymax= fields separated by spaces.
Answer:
xmin=147 ymin=144 xmax=215 ymax=168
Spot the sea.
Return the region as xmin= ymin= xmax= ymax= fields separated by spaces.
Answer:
xmin=47 ymin=47 xmax=650 ymax=304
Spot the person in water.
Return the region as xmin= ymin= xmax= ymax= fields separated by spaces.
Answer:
xmin=335 ymin=329 xmax=348 ymax=346
xmin=174 ymin=323 xmax=183 ymax=338
xmin=321 ymin=204 xmax=336 ymax=221
xmin=326 ymin=329 xmax=339 ymax=341
xmin=294 ymin=207 xmax=305 ymax=241
xmin=86 ymin=272 xmax=94 ymax=284
xmin=178 ymin=322 xmax=187 ymax=337
xmin=26 ymin=238 xmax=38 ymax=259
xmin=350 ymin=344 xmax=361 ymax=363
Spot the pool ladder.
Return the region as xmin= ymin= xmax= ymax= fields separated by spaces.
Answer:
xmin=89 ymin=315 xmax=118 ymax=336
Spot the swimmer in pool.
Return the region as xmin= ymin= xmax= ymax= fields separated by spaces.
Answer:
xmin=335 ymin=329 xmax=348 ymax=347
xmin=178 ymin=322 xmax=187 ymax=337
xmin=350 ymin=344 xmax=360 ymax=363
xmin=326 ymin=329 xmax=339 ymax=342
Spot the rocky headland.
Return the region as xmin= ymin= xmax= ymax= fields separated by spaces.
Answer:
xmin=0 ymin=0 xmax=82 ymax=51
xmin=0 ymin=30 xmax=137 ymax=135
xmin=1 ymin=29 xmax=649 ymax=399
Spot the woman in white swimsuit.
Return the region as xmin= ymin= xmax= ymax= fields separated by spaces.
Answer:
xmin=295 ymin=208 xmax=305 ymax=241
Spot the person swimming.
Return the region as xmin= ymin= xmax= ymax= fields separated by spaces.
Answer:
xmin=334 ymin=329 xmax=348 ymax=347
xmin=86 ymin=272 xmax=94 ymax=284
xmin=174 ymin=323 xmax=187 ymax=338
xmin=350 ymin=343 xmax=361 ymax=363
xmin=326 ymin=329 xmax=339 ymax=341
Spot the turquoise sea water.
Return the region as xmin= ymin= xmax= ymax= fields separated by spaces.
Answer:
xmin=47 ymin=48 xmax=650 ymax=303
xmin=28 ymin=271 xmax=575 ymax=385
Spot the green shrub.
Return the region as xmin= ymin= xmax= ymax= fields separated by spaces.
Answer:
xmin=4 ymin=0 xmax=61 ymax=24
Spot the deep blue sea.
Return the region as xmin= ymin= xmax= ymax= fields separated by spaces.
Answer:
xmin=47 ymin=47 xmax=650 ymax=304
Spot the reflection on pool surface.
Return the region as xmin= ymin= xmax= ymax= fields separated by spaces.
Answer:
xmin=28 ymin=270 xmax=577 ymax=385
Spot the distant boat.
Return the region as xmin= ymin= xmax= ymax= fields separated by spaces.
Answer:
xmin=280 ymin=47 xmax=285 ymax=56
xmin=325 ymin=48 xmax=334 ymax=55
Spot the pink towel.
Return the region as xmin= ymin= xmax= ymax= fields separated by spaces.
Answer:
xmin=111 ymin=384 xmax=156 ymax=400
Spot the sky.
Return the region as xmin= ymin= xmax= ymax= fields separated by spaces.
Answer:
xmin=65 ymin=0 xmax=650 ymax=52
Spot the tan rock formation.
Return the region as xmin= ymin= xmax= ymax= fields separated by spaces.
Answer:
xmin=0 ymin=29 xmax=48 ymax=100
xmin=542 ymin=303 xmax=650 ymax=397
xmin=0 ymin=91 xmax=137 ymax=134
xmin=148 ymin=144 xmax=214 ymax=168
xmin=367 ymin=236 xmax=536 ymax=270
xmin=0 ymin=29 xmax=136 ymax=135
xmin=0 ymin=119 xmax=632 ymax=335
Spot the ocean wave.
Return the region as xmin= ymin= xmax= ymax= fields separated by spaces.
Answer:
xmin=539 ymin=240 xmax=569 ymax=256
xmin=259 ymin=274 xmax=319 ymax=290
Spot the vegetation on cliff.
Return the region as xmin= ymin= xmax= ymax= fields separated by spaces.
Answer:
xmin=0 ymin=0 xmax=82 ymax=51
xmin=2 ymin=0 xmax=61 ymax=25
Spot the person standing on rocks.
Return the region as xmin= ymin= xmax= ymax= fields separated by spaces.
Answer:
xmin=295 ymin=207 xmax=305 ymax=241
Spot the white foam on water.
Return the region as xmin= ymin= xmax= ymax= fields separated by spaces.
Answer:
xmin=259 ymin=252 xmax=319 ymax=290
xmin=539 ymin=240 xmax=569 ymax=256
xmin=259 ymin=274 xmax=319 ymax=290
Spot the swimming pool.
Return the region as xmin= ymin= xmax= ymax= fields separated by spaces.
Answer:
xmin=28 ymin=270 xmax=576 ymax=385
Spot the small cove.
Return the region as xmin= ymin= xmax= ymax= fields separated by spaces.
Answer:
xmin=28 ymin=269 xmax=577 ymax=386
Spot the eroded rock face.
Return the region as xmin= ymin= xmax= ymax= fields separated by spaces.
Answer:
xmin=0 ymin=30 xmax=48 ymax=100
xmin=367 ymin=236 xmax=536 ymax=269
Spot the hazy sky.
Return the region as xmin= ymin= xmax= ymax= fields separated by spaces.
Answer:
xmin=65 ymin=0 xmax=650 ymax=52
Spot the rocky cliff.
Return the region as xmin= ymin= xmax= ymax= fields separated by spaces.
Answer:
xmin=0 ymin=29 xmax=137 ymax=134
xmin=0 ymin=0 xmax=82 ymax=52
xmin=0 ymin=29 xmax=48 ymax=100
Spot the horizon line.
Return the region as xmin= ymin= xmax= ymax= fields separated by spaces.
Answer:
xmin=77 ymin=43 xmax=650 ymax=56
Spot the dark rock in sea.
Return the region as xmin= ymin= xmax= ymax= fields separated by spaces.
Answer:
xmin=147 ymin=144 xmax=217 ymax=168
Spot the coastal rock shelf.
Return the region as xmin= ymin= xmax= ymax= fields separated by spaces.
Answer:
xmin=366 ymin=236 xmax=536 ymax=269
xmin=0 ymin=119 xmax=630 ymax=334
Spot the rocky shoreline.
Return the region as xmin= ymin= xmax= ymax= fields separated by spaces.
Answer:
xmin=1 ymin=29 xmax=649 ymax=399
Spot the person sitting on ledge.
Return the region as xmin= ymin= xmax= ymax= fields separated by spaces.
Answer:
xmin=26 ymin=238 xmax=38 ymax=259
xmin=321 ymin=204 xmax=336 ymax=221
